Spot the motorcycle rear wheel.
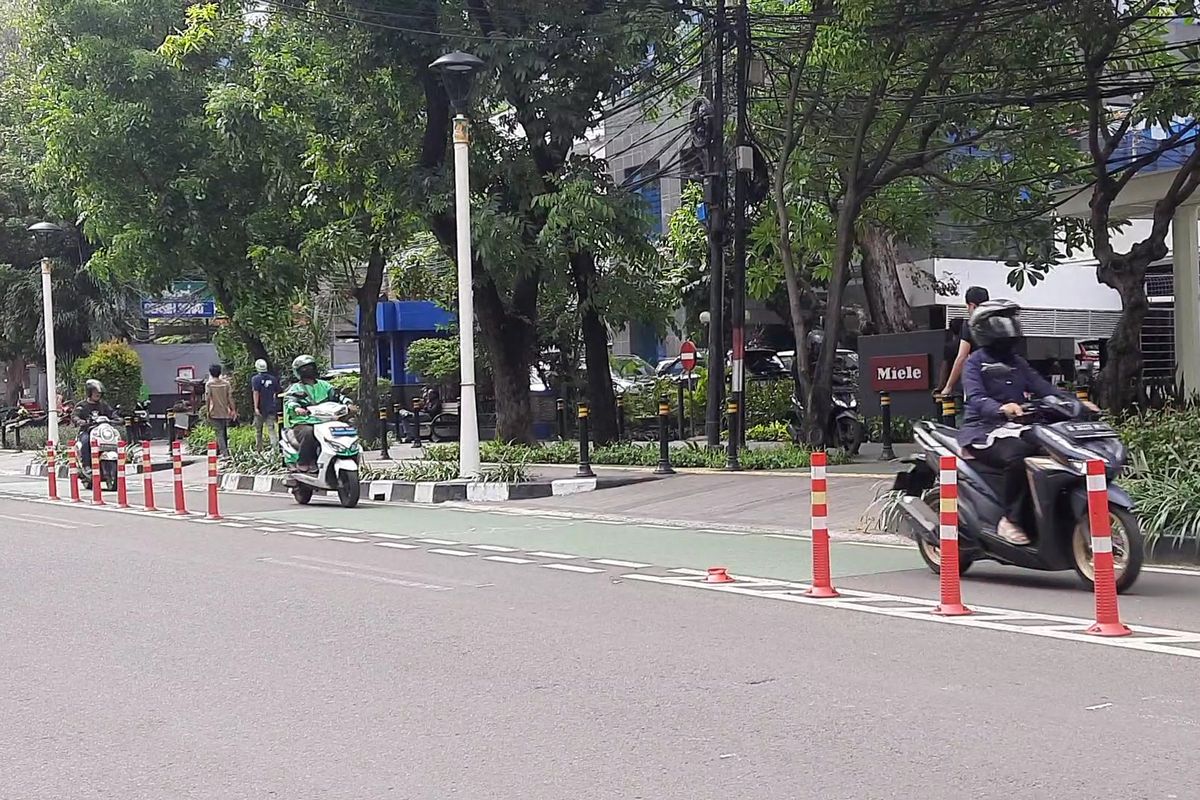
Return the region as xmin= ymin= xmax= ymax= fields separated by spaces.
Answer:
xmin=292 ymin=486 xmax=314 ymax=505
xmin=1071 ymin=508 xmax=1144 ymax=594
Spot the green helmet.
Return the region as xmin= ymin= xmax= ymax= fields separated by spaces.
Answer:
xmin=292 ymin=354 xmax=317 ymax=379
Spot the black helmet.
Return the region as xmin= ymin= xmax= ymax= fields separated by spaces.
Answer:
xmin=292 ymin=354 xmax=318 ymax=380
xmin=85 ymin=379 xmax=104 ymax=397
xmin=969 ymin=300 xmax=1023 ymax=349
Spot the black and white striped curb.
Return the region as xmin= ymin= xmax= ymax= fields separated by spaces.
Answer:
xmin=218 ymin=472 xmax=656 ymax=504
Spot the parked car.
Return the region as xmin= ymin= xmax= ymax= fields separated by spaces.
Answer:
xmin=656 ymin=351 xmax=708 ymax=382
xmin=728 ymin=347 xmax=789 ymax=380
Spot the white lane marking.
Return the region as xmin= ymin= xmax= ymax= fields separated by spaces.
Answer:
xmin=329 ymin=536 xmax=368 ymax=543
xmin=369 ymin=533 xmax=410 ymax=540
xmin=700 ymin=528 xmax=752 ymax=536
xmin=1145 ymin=565 xmax=1200 ymax=577
xmin=292 ymin=523 xmax=320 ymax=530
xmin=591 ymin=558 xmax=652 ymax=569
xmin=428 ymin=548 xmax=475 ymax=557
xmin=329 ymin=528 xmax=362 ymax=535
xmin=375 ymin=541 xmax=418 ymax=550
xmin=1086 ymin=702 xmax=1114 ymax=711
xmin=16 ymin=512 xmax=102 ymax=528
xmin=257 ymin=527 xmax=282 ymax=533
xmin=625 ymin=575 xmax=1200 ymax=660
xmin=528 ymin=551 xmax=579 ymax=560
xmin=484 ymin=555 xmax=535 ymax=564
xmin=541 ymin=563 xmax=604 ymax=574
xmin=417 ymin=538 xmax=460 ymax=545
xmin=260 ymin=557 xmax=452 ymax=591
xmin=221 ymin=522 xmax=250 ymax=529
xmin=0 ymin=513 xmax=75 ymax=530
xmin=470 ymin=544 xmax=518 ymax=552
xmin=287 ymin=531 xmax=324 ymax=538
xmin=669 ymin=568 xmax=710 ymax=576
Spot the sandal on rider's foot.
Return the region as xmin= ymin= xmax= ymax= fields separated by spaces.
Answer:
xmin=998 ymin=518 xmax=1031 ymax=545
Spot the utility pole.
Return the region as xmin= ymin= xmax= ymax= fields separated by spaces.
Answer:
xmin=726 ymin=0 xmax=749 ymax=471
xmin=704 ymin=1 xmax=727 ymax=449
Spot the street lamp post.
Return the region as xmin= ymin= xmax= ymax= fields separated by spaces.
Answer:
xmin=431 ymin=50 xmax=486 ymax=480
xmin=29 ymin=222 xmax=63 ymax=445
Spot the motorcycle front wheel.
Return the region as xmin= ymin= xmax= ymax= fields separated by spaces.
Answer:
xmin=102 ymin=461 xmax=118 ymax=492
xmin=1072 ymin=508 xmax=1144 ymax=594
xmin=915 ymin=488 xmax=975 ymax=576
xmin=337 ymin=472 xmax=361 ymax=509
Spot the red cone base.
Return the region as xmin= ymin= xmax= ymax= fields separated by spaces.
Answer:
xmin=805 ymin=584 xmax=840 ymax=598
xmin=706 ymin=567 xmax=734 ymax=584
xmin=1086 ymin=621 xmax=1132 ymax=637
xmin=933 ymin=603 xmax=973 ymax=617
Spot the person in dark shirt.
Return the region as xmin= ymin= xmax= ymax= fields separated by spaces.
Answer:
xmin=957 ymin=300 xmax=1098 ymax=544
xmin=250 ymin=359 xmax=280 ymax=453
xmin=939 ymin=286 xmax=989 ymax=399
xmin=73 ymin=379 xmax=115 ymax=470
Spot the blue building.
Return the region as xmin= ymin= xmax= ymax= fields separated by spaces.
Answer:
xmin=359 ymin=300 xmax=455 ymax=387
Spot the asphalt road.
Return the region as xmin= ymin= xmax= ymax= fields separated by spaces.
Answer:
xmin=2 ymin=483 xmax=1198 ymax=799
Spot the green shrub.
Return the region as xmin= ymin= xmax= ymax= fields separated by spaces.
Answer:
xmin=74 ymin=340 xmax=142 ymax=411
xmin=745 ymin=378 xmax=794 ymax=427
xmin=185 ymin=422 xmax=256 ymax=455
xmin=406 ymin=338 xmax=459 ymax=383
xmin=746 ymin=421 xmax=790 ymax=442
xmin=223 ymin=449 xmax=284 ymax=475
xmin=1115 ymin=406 xmax=1200 ymax=552
xmin=329 ymin=372 xmax=392 ymax=406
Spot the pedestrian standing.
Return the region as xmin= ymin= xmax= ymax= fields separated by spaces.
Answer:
xmin=251 ymin=359 xmax=280 ymax=453
xmin=205 ymin=364 xmax=237 ymax=457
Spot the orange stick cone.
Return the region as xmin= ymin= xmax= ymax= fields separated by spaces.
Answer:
xmin=141 ymin=441 xmax=156 ymax=512
xmin=206 ymin=441 xmax=221 ymax=520
xmin=116 ymin=441 xmax=129 ymax=508
xmin=91 ymin=443 xmax=105 ymax=506
xmin=933 ymin=454 xmax=971 ymax=616
xmin=806 ymin=450 xmax=839 ymax=597
xmin=1085 ymin=460 xmax=1131 ymax=637
xmin=172 ymin=440 xmax=187 ymax=516
xmin=46 ymin=440 xmax=59 ymax=500
xmin=68 ymin=442 xmax=82 ymax=503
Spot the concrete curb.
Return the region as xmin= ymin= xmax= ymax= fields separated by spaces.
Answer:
xmin=25 ymin=460 xmax=188 ymax=478
xmin=217 ymin=472 xmax=657 ymax=504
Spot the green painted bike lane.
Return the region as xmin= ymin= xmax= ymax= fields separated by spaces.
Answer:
xmin=250 ymin=501 xmax=924 ymax=582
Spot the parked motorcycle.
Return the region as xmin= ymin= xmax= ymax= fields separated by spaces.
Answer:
xmin=280 ymin=394 xmax=362 ymax=508
xmin=787 ymin=362 xmax=865 ymax=455
xmin=891 ymin=393 xmax=1144 ymax=592
xmin=78 ymin=414 xmax=122 ymax=492
xmin=117 ymin=400 xmax=152 ymax=444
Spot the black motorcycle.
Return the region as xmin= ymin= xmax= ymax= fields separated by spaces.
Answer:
xmin=787 ymin=366 xmax=865 ymax=455
xmin=892 ymin=393 xmax=1144 ymax=592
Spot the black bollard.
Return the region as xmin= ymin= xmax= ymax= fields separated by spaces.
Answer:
xmin=725 ymin=399 xmax=741 ymax=471
xmin=379 ymin=407 xmax=391 ymax=460
xmin=879 ymin=391 xmax=896 ymax=461
xmin=616 ymin=395 xmax=626 ymax=441
xmin=655 ymin=396 xmax=675 ymax=475
xmin=556 ymin=398 xmax=567 ymax=442
xmin=940 ymin=395 xmax=956 ymax=428
xmin=1075 ymin=386 xmax=1089 ymax=403
xmin=677 ymin=381 xmax=687 ymax=441
xmin=576 ymin=402 xmax=595 ymax=478
xmin=14 ymin=420 xmax=21 ymax=452
xmin=394 ymin=403 xmax=403 ymax=440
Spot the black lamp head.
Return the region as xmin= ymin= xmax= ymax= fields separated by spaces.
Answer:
xmin=429 ymin=50 xmax=485 ymax=115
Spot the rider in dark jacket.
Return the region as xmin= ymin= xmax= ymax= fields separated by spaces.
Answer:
xmin=74 ymin=379 xmax=115 ymax=468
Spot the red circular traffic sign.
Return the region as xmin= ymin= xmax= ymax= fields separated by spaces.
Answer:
xmin=679 ymin=340 xmax=698 ymax=374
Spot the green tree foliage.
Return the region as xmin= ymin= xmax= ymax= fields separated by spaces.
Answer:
xmin=73 ymin=339 xmax=142 ymax=410
xmin=406 ymin=337 xmax=459 ymax=385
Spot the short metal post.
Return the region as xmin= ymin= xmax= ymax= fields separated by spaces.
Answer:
xmin=616 ymin=395 xmax=626 ymax=441
xmin=725 ymin=399 xmax=741 ymax=471
xmin=379 ymin=407 xmax=390 ymax=460
xmin=656 ymin=396 xmax=675 ymax=475
xmin=879 ymin=391 xmax=896 ymax=461
xmin=556 ymin=398 xmax=567 ymax=442
xmin=677 ymin=381 xmax=686 ymax=440
xmin=14 ymin=421 xmax=21 ymax=451
xmin=576 ymin=402 xmax=594 ymax=478
xmin=940 ymin=395 xmax=956 ymax=427
xmin=411 ymin=398 xmax=423 ymax=449
xmin=1076 ymin=386 xmax=1089 ymax=402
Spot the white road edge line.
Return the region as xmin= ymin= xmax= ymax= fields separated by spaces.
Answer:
xmin=591 ymin=558 xmax=652 ymax=569
xmin=541 ymin=563 xmax=605 ymax=574
xmin=484 ymin=555 xmax=536 ymax=564
xmin=470 ymin=544 xmax=518 ymax=552
xmin=427 ymin=548 xmax=476 ymax=557
xmin=528 ymin=551 xmax=579 ymax=560
xmin=375 ymin=542 xmax=419 ymax=550
xmin=329 ymin=536 xmax=368 ymax=543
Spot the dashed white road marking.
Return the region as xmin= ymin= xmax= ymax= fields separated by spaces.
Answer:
xmin=221 ymin=522 xmax=249 ymax=529
xmin=528 ymin=551 xmax=579 ymax=560
xmin=287 ymin=530 xmax=324 ymax=538
xmin=470 ymin=544 xmax=518 ymax=552
xmin=257 ymin=527 xmax=282 ymax=533
xmin=329 ymin=536 xmax=368 ymax=543
xmin=329 ymin=528 xmax=363 ymax=535
xmin=260 ymin=557 xmax=452 ymax=591
xmin=374 ymin=541 xmax=419 ymax=550
xmin=428 ymin=548 xmax=475 ymax=557
xmin=368 ymin=533 xmax=410 ymax=541
xmin=669 ymin=568 xmax=710 ymax=576
xmin=0 ymin=512 xmax=75 ymax=530
xmin=292 ymin=523 xmax=320 ymax=530
xmin=541 ymin=563 xmax=604 ymax=574
xmin=484 ymin=555 xmax=535 ymax=564
xmin=591 ymin=558 xmax=652 ymax=569
xmin=417 ymin=538 xmax=460 ymax=545
xmin=1145 ymin=565 xmax=1200 ymax=577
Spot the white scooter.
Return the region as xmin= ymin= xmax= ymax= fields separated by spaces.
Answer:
xmin=280 ymin=398 xmax=362 ymax=508
xmin=79 ymin=415 xmax=121 ymax=491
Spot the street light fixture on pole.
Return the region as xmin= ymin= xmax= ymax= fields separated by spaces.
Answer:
xmin=28 ymin=221 xmax=63 ymax=446
xmin=430 ymin=49 xmax=486 ymax=479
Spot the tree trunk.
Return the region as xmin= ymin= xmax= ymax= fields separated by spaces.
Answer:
xmin=475 ymin=275 xmax=537 ymax=445
xmin=1095 ymin=260 xmax=1150 ymax=411
xmin=571 ymin=251 xmax=617 ymax=444
xmin=859 ymin=223 xmax=916 ymax=334
xmin=354 ymin=241 xmax=387 ymax=445
xmin=807 ymin=194 xmax=859 ymax=446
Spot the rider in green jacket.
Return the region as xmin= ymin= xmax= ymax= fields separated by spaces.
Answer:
xmin=284 ymin=355 xmax=349 ymax=472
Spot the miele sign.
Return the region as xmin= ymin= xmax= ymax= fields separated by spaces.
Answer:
xmin=868 ymin=354 xmax=932 ymax=392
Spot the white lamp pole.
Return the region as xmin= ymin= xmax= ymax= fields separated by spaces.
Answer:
xmin=431 ymin=50 xmax=486 ymax=481
xmin=40 ymin=256 xmax=59 ymax=445
xmin=452 ymin=113 xmax=480 ymax=479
